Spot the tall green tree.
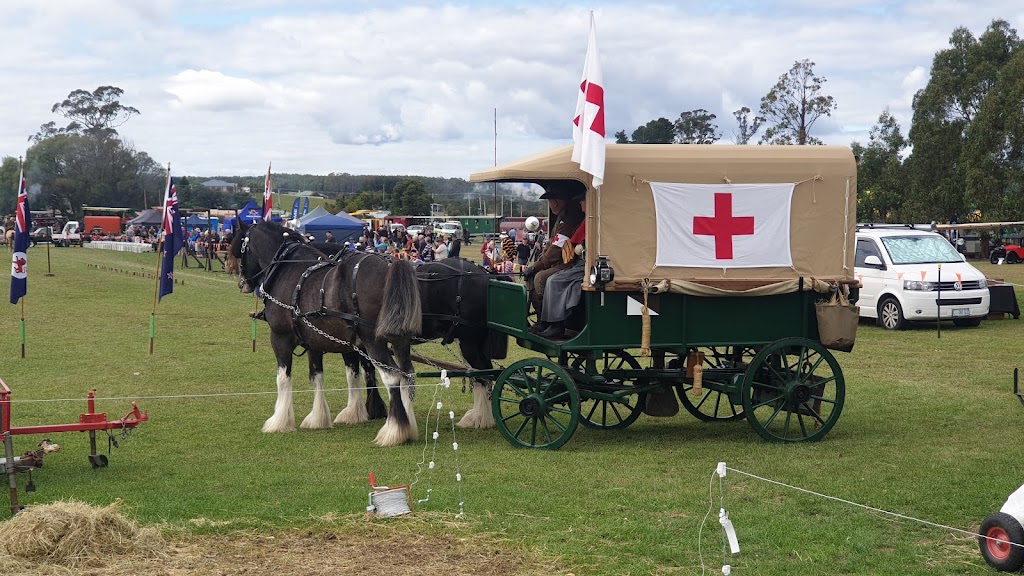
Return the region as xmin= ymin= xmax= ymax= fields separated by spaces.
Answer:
xmin=26 ymin=86 xmax=156 ymax=217
xmin=907 ymin=19 xmax=1021 ymax=222
xmin=0 ymin=156 xmax=21 ymax=216
xmin=389 ymin=178 xmax=433 ymax=215
xmin=759 ymin=60 xmax=836 ymax=145
xmin=32 ymin=86 xmax=140 ymax=142
xmin=674 ymin=109 xmax=720 ymax=144
xmin=732 ymin=106 xmax=765 ymax=144
xmin=852 ymin=109 xmax=908 ymax=222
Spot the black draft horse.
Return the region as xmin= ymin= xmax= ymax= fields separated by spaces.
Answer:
xmin=413 ymin=257 xmax=510 ymax=428
xmin=231 ymin=220 xmax=422 ymax=446
xmin=311 ymin=245 xmax=509 ymax=429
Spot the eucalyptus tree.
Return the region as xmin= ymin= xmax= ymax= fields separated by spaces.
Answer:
xmin=758 ymin=59 xmax=836 ymax=145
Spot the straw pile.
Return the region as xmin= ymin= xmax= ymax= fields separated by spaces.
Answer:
xmin=0 ymin=500 xmax=165 ymax=568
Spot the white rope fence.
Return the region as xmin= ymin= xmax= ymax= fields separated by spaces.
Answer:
xmin=699 ymin=462 xmax=1022 ymax=575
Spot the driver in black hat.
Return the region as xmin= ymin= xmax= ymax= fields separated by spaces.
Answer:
xmin=523 ymin=180 xmax=585 ymax=333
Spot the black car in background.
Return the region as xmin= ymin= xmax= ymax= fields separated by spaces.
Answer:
xmin=30 ymin=226 xmax=53 ymax=246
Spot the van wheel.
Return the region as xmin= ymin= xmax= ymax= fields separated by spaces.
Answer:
xmin=1008 ymin=253 xmax=1020 ymax=264
xmin=953 ymin=318 xmax=982 ymax=328
xmin=878 ymin=297 xmax=906 ymax=330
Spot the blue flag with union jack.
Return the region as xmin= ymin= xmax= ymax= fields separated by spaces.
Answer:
xmin=159 ymin=176 xmax=183 ymax=300
xmin=10 ymin=167 xmax=30 ymax=304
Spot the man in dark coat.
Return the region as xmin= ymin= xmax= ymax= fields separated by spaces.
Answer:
xmin=522 ymin=180 xmax=585 ymax=332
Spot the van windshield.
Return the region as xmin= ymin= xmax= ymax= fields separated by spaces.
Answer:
xmin=880 ymin=235 xmax=963 ymax=264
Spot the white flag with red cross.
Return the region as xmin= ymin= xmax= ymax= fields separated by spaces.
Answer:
xmin=651 ymin=182 xmax=795 ymax=268
xmin=571 ymin=12 xmax=605 ymax=188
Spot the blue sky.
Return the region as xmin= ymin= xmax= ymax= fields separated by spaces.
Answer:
xmin=1 ymin=1 xmax=1022 ymax=179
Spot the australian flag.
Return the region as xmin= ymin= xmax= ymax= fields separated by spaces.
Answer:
xmin=159 ymin=175 xmax=183 ymax=300
xmin=9 ymin=166 xmax=30 ymax=304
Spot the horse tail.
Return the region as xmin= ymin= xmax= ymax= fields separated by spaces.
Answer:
xmin=376 ymin=258 xmax=422 ymax=339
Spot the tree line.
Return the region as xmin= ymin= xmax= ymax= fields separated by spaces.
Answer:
xmin=3 ymin=19 xmax=1022 ymax=226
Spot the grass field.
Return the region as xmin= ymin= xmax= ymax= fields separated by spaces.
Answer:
xmin=1 ymin=245 xmax=1023 ymax=575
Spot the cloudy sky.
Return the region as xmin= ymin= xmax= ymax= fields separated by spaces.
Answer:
xmin=1 ymin=1 xmax=1021 ymax=179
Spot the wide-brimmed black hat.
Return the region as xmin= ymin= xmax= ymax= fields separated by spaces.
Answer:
xmin=538 ymin=180 xmax=586 ymax=200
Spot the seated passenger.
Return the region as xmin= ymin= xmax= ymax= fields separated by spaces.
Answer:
xmin=524 ymin=181 xmax=585 ymax=334
xmin=536 ymin=190 xmax=587 ymax=339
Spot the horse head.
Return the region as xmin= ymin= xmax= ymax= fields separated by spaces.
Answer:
xmin=233 ymin=219 xmax=306 ymax=294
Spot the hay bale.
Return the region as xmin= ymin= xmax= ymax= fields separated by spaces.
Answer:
xmin=0 ymin=500 xmax=165 ymax=568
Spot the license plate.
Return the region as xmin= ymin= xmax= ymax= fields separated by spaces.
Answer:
xmin=952 ymin=308 xmax=970 ymax=317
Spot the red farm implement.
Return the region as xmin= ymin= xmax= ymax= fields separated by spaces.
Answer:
xmin=1 ymin=377 xmax=148 ymax=514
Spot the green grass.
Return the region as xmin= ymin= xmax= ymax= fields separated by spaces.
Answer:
xmin=2 ymin=247 xmax=1024 ymax=575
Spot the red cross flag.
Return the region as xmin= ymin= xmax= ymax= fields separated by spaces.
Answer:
xmin=650 ymin=182 xmax=795 ymax=268
xmin=263 ymin=162 xmax=273 ymax=221
xmin=571 ymin=12 xmax=605 ymax=188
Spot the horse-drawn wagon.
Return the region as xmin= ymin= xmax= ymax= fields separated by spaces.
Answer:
xmin=464 ymin=144 xmax=859 ymax=449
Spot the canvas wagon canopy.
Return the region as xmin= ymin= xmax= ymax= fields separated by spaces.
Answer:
xmin=470 ymin=144 xmax=857 ymax=295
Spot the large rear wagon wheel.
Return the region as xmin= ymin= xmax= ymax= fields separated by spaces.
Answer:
xmin=570 ymin=350 xmax=646 ymax=430
xmin=677 ymin=347 xmax=757 ymax=422
xmin=492 ymin=358 xmax=580 ymax=449
xmin=741 ymin=338 xmax=844 ymax=442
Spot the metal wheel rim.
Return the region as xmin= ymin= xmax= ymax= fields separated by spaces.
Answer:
xmin=740 ymin=338 xmax=845 ymax=442
xmin=492 ymin=358 xmax=579 ymax=449
xmin=880 ymin=301 xmax=900 ymax=329
xmin=986 ymin=526 xmax=1012 ymax=559
xmin=570 ymin=350 xmax=646 ymax=430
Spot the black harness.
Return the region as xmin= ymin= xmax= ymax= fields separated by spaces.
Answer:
xmin=417 ymin=260 xmax=489 ymax=344
xmin=242 ymin=230 xmax=382 ymax=351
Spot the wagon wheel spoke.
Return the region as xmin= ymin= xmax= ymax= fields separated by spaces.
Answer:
xmin=493 ymin=359 xmax=579 ymax=450
xmin=571 ymin=350 xmax=646 ymax=430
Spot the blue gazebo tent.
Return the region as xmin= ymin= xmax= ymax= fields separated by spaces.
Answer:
xmin=301 ymin=212 xmax=365 ymax=243
xmin=185 ymin=214 xmax=219 ymax=231
xmin=222 ymin=200 xmax=281 ymax=232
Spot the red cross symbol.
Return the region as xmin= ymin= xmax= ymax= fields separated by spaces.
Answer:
xmin=573 ymin=80 xmax=605 ymax=137
xmin=693 ymin=193 xmax=755 ymax=260
xmin=13 ymin=256 xmax=26 ymax=273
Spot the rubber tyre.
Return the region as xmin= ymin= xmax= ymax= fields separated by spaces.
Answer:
xmin=978 ymin=512 xmax=1024 ymax=572
xmin=1009 ymin=252 xmax=1020 ymax=264
xmin=991 ymin=252 xmax=1002 ymax=265
xmin=877 ymin=297 xmax=906 ymax=330
xmin=953 ymin=318 xmax=982 ymax=328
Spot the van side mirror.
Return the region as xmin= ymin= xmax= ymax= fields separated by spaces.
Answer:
xmin=864 ymin=255 xmax=884 ymax=269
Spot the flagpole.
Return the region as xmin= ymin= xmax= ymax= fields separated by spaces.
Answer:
xmin=19 ymin=298 xmax=25 ymax=359
xmin=150 ymin=163 xmax=171 ymax=354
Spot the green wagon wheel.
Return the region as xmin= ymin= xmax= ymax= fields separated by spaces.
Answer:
xmin=570 ymin=350 xmax=646 ymax=430
xmin=740 ymin=338 xmax=844 ymax=442
xmin=491 ymin=358 xmax=580 ymax=449
xmin=676 ymin=347 xmax=755 ymax=422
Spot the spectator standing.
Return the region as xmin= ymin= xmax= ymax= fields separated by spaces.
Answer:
xmin=326 ymin=230 xmax=337 ymax=243
xmin=435 ymin=237 xmax=449 ymax=260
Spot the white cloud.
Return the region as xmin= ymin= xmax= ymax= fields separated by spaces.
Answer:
xmin=0 ymin=1 xmax=1021 ymax=177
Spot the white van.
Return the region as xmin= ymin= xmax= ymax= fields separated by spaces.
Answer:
xmin=434 ymin=221 xmax=463 ymax=238
xmin=855 ymin=225 xmax=990 ymax=329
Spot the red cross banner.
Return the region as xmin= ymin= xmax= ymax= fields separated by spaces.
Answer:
xmin=571 ymin=12 xmax=605 ymax=187
xmin=651 ymin=182 xmax=795 ymax=268
xmin=263 ymin=162 xmax=273 ymax=220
